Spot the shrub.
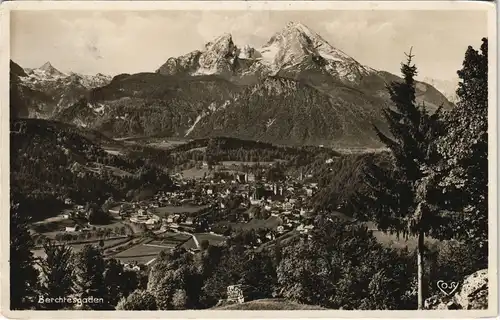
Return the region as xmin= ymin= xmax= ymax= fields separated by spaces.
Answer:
xmin=116 ymin=290 xmax=157 ymax=310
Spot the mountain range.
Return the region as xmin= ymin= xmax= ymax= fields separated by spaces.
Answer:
xmin=10 ymin=61 xmax=112 ymax=118
xmin=422 ymin=77 xmax=459 ymax=103
xmin=10 ymin=22 xmax=454 ymax=148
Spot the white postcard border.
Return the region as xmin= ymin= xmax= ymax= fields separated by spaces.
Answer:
xmin=0 ymin=1 xmax=497 ymax=319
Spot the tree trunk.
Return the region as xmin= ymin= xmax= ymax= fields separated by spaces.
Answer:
xmin=417 ymin=230 xmax=425 ymax=309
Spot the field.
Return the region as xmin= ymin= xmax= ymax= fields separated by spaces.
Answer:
xmin=113 ymin=243 xmax=169 ymax=257
xmin=112 ymin=253 xmax=160 ymax=265
xmin=360 ymin=220 xmax=439 ymax=250
xmin=31 ymin=218 xmax=77 ymax=235
xmin=32 ymin=237 xmax=129 ymax=259
xmin=149 ymin=232 xmax=191 ymax=246
xmin=31 ymin=216 xmax=134 ymax=255
xmin=333 ymin=147 xmax=390 ymax=154
xmin=91 ymin=218 xmax=129 ymax=228
xmin=221 ymin=161 xmax=275 ymax=167
xmin=32 ymin=215 xmax=68 ymax=225
xmin=371 ymin=230 xmax=439 ymax=250
xmin=181 ymin=167 xmax=211 ymax=179
xmin=110 ymin=232 xmax=193 ymax=264
xmin=147 ymin=140 xmax=189 ymax=150
xmin=111 ymin=242 xmax=168 ymax=264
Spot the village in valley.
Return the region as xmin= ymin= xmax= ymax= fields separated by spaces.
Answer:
xmin=30 ymin=158 xmax=324 ymax=270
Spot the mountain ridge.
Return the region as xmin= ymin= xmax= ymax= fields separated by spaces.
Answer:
xmin=10 ymin=22 xmax=454 ymax=148
xmin=154 ymin=21 xmax=453 ymax=112
xmin=156 ymin=22 xmax=378 ymax=86
xmin=15 ymin=61 xmax=113 ymax=117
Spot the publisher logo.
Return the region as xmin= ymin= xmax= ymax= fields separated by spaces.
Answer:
xmin=436 ymin=280 xmax=459 ymax=296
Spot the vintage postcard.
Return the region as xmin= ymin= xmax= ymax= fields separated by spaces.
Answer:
xmin=0 ymin=1 xmax=497 ymax=318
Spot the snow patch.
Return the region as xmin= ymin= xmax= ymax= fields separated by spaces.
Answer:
xmin=87 ymin=103 xmax=106 ymax=114
xmin=192 ymin=65 xmax=218 ymax=76
xmin=220 ymin=100 xmax=231 ymax=110
xmin=185 ymin=114 xmax=204 ymax=136
xmin=266 ymin=118 xmax=276 ymax=128
xmin=104 ymin=149 xmax=123 ymax=156
xmin=207 ymin=100 xmax=231 ymax=113
xmin=208 ymin=102 xmax=217 ymax=112
xmin=258 ymin=42 xmax=281 ymax=67
xmin=73 ymin=119 xmax=87 ymax=128
xmin=93 ymin=105 xmax=106 ymax=114
xmin=318 ymin=52 xmax=346 ymax=63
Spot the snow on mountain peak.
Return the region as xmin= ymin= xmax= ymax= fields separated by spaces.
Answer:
xmin=285 ymin=21 xmax=318 ymax=38
xmin=39 ymin=61 xmax=54 ymax=69
xmin=205 ymin=33 xmax=234 ymax=49
xmin=38 ymin=61 xmax=66 ymax=77
xmin=192 ymin=33 xmax=239 ymax=76
xmin=203 ymin=33 xmax=238 ymax=61
xmin=238 ymin=45 xmax=261 ymax=60
xmin=257 ymin=21 xmax=367 ymax=80
xmin=20 ymin=65 xmax=112 ymax=92
xmin=158 ymin=22 xmax=376 ymax=83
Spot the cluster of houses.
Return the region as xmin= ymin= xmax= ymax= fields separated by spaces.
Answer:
xmin=60 ymin=202 xmax=88 ymax=220
xmin=59 ymin=164 xmax=321 ymax=240
xmin=153 ymin=190 xmax=211 ymax=207
xmin=59 ymin=203 xmax=99 ymax=233
xmin=108 ymin=200 xmax=207 ymax=232
xmin=157 ymin=213 xmax=202 ymax=233
xmin=129 ymin=210 xmax=161 ymax=227
xmin=164 ymin=172 xmax=321 ymax=236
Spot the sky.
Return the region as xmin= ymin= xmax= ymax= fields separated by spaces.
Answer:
xmin=11 ymin=10 xmax=488 ymax=83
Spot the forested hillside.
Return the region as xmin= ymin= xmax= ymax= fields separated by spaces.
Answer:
xmin=11 ymin=119 xmax=173 ymax=220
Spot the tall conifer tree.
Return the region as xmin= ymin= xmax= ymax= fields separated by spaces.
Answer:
xmin=10 ymin=197 xmax=40 ymax=310
xmin=73 ymin=245 xmax=108 ymax=309
xmin=354 ymin=50 xmax=444 ymax=309
xmin=39 ymin=241 xmax=74 ymax=309
xmin=434 ymin=38 xmax=488 ymax=259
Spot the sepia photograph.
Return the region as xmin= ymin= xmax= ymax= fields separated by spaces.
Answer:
xmin=2 ymin=1 xmax=497 ymax=317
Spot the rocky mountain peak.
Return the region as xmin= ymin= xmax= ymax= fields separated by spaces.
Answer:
xmin=203 ymin=33 xmax=238 ymax=61
xmin=239 ymin=45 xmax=260 ymax=60
xmin=38 ymin=61 xmax=66 ymax=77
xmin=205 ymin=33 xmax=235 ymax=51
xmin=285 ymin=21 xmax=318 ymax=37
xmin=154 ymin=22 xmax=450 ymax=92
xmin=258 ymin=21 xmax=365 ymax=80
xmin=264 ymin=21 xmax=322 ymax=49
xmin=10 ymin=60 xmax=27 ymax=78
xmin=188 ymin=33 xmax=239 ymax=76
xmin=39 ymin=61 xmax=53 ymax=69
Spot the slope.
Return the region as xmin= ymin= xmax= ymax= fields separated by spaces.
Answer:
xmin=14 ymin=61 xmax=113 ymax=118
xmin=54 ymin=73 xmax=241 ymax=138
xmin=187 ymin=77 xmax=390 ymax=147
xmin=213 ymin=298 xmax=326 ymax=310
xmin=14 ymin=22 xmax=454 ymax=148
xmin=10 ymin=60 xmax=54 ymax=118
xmin=10 ymin=118 xmax=173 ymax=221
